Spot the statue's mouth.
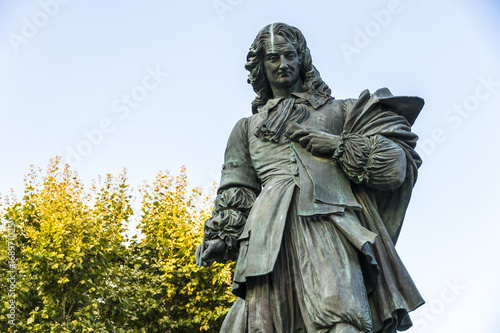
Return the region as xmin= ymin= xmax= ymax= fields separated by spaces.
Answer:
xmin=278 ymin=71 xmax=292 ymax=77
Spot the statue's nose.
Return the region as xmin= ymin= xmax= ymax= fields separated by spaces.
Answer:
xmin=278 ymin=55 xmax=289 ymax=69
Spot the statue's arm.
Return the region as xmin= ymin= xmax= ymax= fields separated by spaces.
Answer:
xmin=196 ymin=118 xmax=260 ymax=267
xmin=287 ymin=104 xmax=408 ymax=191
xmin=202 ymin=187 xmax=257 ymax=263
xmin=332 ymin=133 xmax=407 ymax=191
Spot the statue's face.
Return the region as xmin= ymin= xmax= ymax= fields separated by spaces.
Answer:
xmin=263 ymin=34 xmax=301 ymax=91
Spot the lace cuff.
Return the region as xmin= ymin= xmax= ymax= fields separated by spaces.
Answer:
xmin=203 ymin=187 xmax=257 ymax=261
xmin=333 ymin=133 xmax=406 ymax=190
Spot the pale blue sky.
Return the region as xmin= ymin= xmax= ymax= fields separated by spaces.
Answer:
xmin=1 ymin=0 xmax=500 ymax=332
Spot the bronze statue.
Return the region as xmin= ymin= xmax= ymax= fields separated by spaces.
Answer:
xmin=196 ymin=22 xmax=424 ymax=333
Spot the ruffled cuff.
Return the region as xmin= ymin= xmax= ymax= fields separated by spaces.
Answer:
xmin=333 ymin=134 xmax=407 ymax=190
xmin=334 ymin=133 xmax=373 ymax=184
xmin=203 ymin=186 xmax=257 ymax=261
xmin=213 ymin=187 xmax=256 ymax=215
xmin=332 ymin=132 xmax=350 ymax=162
xmin=204 ymin=209 xmax=247 ymax=261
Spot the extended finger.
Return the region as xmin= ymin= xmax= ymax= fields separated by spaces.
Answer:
xmin=300 ymin=135 xmax=314 ymax=148
xmin=202 ymin=245 xmax=212 ymax=260
xmin=306 ymin=140 xmax=315 ymax=152
xmin=288 ymin=129 xmax=310 ymax=140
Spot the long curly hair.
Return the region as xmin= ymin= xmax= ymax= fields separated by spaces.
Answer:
xmin=245 ymin=23 xmax=332 ymax=114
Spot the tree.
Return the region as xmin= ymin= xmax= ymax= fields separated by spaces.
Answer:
xmin=0 ymin=159 xmax=235 ymax=332
xmin=118 ymin=166 xmax=236 ymax=332
xmin=0 ymin=157 xmax=133 ymax=332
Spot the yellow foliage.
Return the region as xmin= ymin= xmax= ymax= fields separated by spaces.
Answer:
xmin=0 ymin=158 xmax=235 ymax=332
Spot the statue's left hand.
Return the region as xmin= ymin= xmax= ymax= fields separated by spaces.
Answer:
xmin=287 ymin=124 xmax=339 ymax=156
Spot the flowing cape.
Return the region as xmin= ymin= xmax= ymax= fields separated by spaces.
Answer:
xmin=344 ymin=88 xmax=425 ymax=333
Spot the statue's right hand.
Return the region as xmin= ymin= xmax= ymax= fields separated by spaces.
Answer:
xmin=195 ymin=238 xmax=226 ymax=267
xmin=285 ymin=123 xmax=309 ymax=141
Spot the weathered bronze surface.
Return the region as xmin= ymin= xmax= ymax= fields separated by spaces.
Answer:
xmin=195 ymin=22 xmax=424 ymax=333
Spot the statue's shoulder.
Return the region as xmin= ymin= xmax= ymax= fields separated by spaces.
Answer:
xmin=227 ymin=113 xmax=267 ymax=146
xmin=230 ymin=115 xmax=253 ymax=131
xmin=320 ymin=97 xmax=356 ymax=117
xmin=340 ymin=98 xmax=358 ymax=112
xmin=323 ymin=97 xmax=357 ymax=113
xmin=235 ymin=115 xmax=252 ymax=125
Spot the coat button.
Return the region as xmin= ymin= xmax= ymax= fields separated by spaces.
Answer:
xmin=290 ymin=156 xmax=297 ymax=163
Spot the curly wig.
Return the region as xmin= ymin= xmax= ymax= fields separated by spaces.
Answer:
xmin=245 ymin=23 xmax=332 ymax=114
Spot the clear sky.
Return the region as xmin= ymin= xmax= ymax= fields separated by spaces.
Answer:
xmin=1 ymin=0 xmax=500 ymax=332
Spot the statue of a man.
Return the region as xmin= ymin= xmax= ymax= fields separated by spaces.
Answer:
xmin=196 ymin=22 xmax=424 ymax=333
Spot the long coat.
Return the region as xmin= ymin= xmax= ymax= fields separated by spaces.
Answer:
xmin=216 ymin=88 xmax=425 ymax=332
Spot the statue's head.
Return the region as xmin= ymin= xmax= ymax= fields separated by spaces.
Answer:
xmin=246 ymin=22 xmax=332 ymax=114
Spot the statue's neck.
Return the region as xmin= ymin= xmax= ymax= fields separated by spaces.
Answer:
xmin=270 ymin=80 xmax=303 ymax=99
